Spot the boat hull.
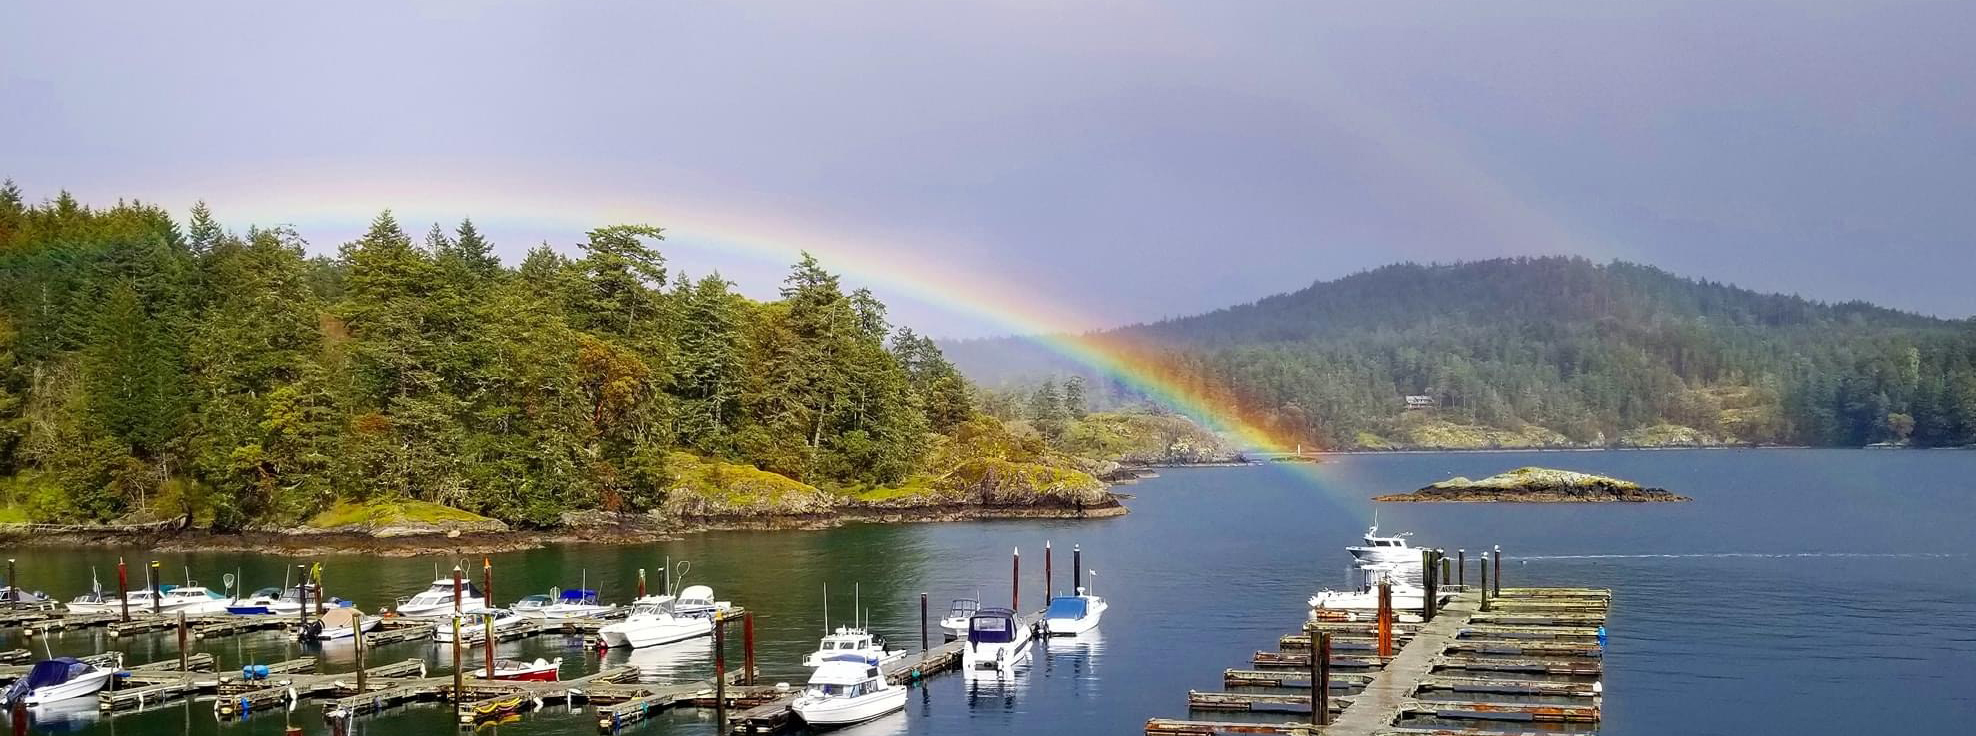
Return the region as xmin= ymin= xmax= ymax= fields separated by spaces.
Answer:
xmin=1347 ymin=548 xmax=1419 ymax=565
xmin=396 ymin=598 xmax=486 ymax=618
xmin=963 ymin=635 xmax=1034 ymax=671
xmin=19 ymin=668 xmax=114 ymax=706
xmin=598 ymin=618 xmax=712 ymax=648
xmin=793 ymin=688 xmax=907 ymax=727
xmin=314 ymin=617 xmax=381 ymax=640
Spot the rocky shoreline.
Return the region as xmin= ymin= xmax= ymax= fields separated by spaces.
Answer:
xmin=1374 ymin=467 xmax=1690 ymax=503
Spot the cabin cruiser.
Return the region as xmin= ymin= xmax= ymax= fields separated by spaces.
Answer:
xmin=1346 ymin=525 xmax=1417 ymax=565
xmin=537 ymin=588 xmax=618 ymax=620
xmin=2 ymin=657 xmax=118 ymax=706
xmin=157 ymin=585 xmax=232 ymax=615
xmin=791 ymin=655 xmax=908 ymax=727
xmin=1043 ymin=589 xmax=1107 ymax=635
xmin=302 ymin=607 xmax=380 ymax=640
xmin=228 ymin=584 xmax=349 ymax=615
xmin=395 ymin=579 xmax=486 ymax=617
xmin=434 ymin=607 xmax=529 ymax=643
xmin=597 ymin=598 xmax=712 ymax=648
xmin=1308 ymin=565 xmax=1440 ymax=617
xmin=672 ymin=585 xmax=730 ymax=619
xmin=63 ymin=589 xmax=121 ymax=614
xmin=478 ymin=657 xmax=562 ymax=682
xmin=802 ymin=627 xmax=905 ymax=668
xmin=939 ymin=598 xmax=979 ymax=639
xmin=963 ymin=607 xmax=1034 ymax=671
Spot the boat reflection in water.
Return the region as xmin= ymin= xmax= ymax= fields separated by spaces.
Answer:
xmin=1040 ymin=628 xmax=1105 ymax=684
xmin=16 ymin=697 xmax=102 ymax=733
xmin=609 ymin=637 xmax=713 ymax=683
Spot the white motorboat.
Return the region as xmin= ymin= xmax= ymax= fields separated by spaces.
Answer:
xmin=597 ymin=598 xmax=712 ymax=648
xmin=537 ymin=588 xmax=618 ymax=621
xmin=939 ymin=598 xmax=979 ymax=639
xmin=512 ymin=594 xmax=552 ymax=617
xmin=228 ymin=584 xmax=347 ymax=616
xmin=395 ymin=578 xmax=486 ymax=617
xmin=2 ymin=658 xmax=117 ymax=706
xmin=1308 ymin=565 xmax=1439 ymax=616
xmin=303 ymin=607 xmax=381 ymax=640
xmin=157 ymin=585 xmax=232 ymax=615
xmin=791 ymin=655 xmax=908 ymax=727
xmin=434 ymin=607 xmax=529 ymax=643
xmin=672 ymin=584 xmax=730 ymax=619
xmin=0 ymin=586 xmax=55 ymax=609
xmin=63 ymin=590 xmax=121 ymax=615
xmin=1345 ymin=524 xmax=1418 ymax=565
xmin=1043 ymin=589 xmax=1107 ymax=636
xmin=802 ymin=627 xmax=905 ymax=668
xmin=962 ymin=607 xmax=1034 ymax=671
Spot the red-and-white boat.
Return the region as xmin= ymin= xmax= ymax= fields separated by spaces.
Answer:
xmin=479 ymin=657 xmax=562 ymax=682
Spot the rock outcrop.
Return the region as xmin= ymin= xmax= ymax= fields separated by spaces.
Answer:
xmin=1375 ymin=467 xmax=1690 ymax=503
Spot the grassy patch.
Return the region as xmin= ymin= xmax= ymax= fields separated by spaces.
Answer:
xmin=307 ymin=498 xmax=494 ymax=529
xmin=853 ymin=475 xmax=940 ymax=503
xmin=0 ymin=504 xmax=29 ymax=524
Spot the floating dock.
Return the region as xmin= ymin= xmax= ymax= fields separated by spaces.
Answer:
xmin=1147 ymin=585 xmax=1609 ymax=736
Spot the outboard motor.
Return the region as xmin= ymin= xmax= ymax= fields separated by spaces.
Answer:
xmin=299 ymin=619 xmax=324 ymax=641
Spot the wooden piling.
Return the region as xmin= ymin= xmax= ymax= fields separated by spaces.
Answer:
xmin=1376 ymin=580 xmax=1393 ymax=658
xmin=314 ymin=563 xmax=325 ymax=615
xmin=484 ymin=612 xmax=496 ymax=680
xmin=1313 ymin=630 xmax=1332 ymax=725
xmin=296 ymin=566 xmax=309 ymax=628
xmin=714 ymin=612 xmax=728 ymax=728
xmin=1045 ymin=541 xmax=1053 ymax=600
xmin=1074 ymin=544 xmax=1083 ymax=592
xmin=919 ymin=593 xmax=929 ymax=652
xmin=149 ymin=561 xmax=162 ymax=614
xmin=451 ymin=614 xmax=463 ymax=703
xmin=177 ymin=612 xmax=189 ymax=670
xmin=452 ymin=565 xmax=464 ymax=614
xmin=1440 ymin=550 xmax=1452 ymax=587
xmin=636 ymin=568 xmax=646 ymax=599
xmin=1012 ymin=548 xmax=1020 ymax=611
xmin=1479 ymin=557 xmax=1492 ymax=612
xmin=482 ymin=558 xmax=494 ymax=618
xmin=354 ymin=612 xmax=367 ymax=693
xmin=743 ymin=611 xmax=756 ymax=686
xmin=117 ymin=558 xmax=129 ymax=622
xmin=1421 ymin=550 xmax=1437 ymax=621
xmin=1457 ymin=549 xmax=1465 ymax=587
xmin=1492 ymin=546 xmax=1502 ymax=597
xmin=7 ymin=559 xmax=15 ymax=610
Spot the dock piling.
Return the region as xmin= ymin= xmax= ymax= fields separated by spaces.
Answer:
xmin=354 ymin=612 xmax=367 ymax=693
xmin=451 ymin=614 xmax=463 ymax=703
xmin=484 ymin=612 xmax=496 ymax=680
xmin=743 ymin=611 xmax=756 ymax=685
xmin=1480 ymin=556 xmax=1492 ymax=612
xmin=1376 ymin=580 xmax=1394 ymax=658
xmin=1012 ymin=548 xmax=1020 ymax=611
xmin=1457 ymin=549 xmax=1465 ymax=588
xmin=637 ymin=568 xmax=646 ymax=599
xmin=117 ymin=559 xmax=129 ymax=622
xmin=919 ymin=593 xmax=929 ymax=652
xmin=177 ymin=613 xmax=188 ymax=670
xmin=452 ymin=565 xmax=464 ymax=615
xmin=149 ymin=561 xmax=161 ymax=614
xmin=1045 ymin=541 xmax=1053 ymax=600
xmin=482 ymin=558 xmax=493 ymax=620
xmin=1313 ymin=630 xmax=1332 ymax=725
xmin=1074 ymin=544 xmax=1083 ymax=593
xmin=714 ymin=612 xmax=728 ymax=728
xmin=1493 ymin=545 xmax=1502 ymax=597
xmin=1420 ymin=550 xmax=1438 ymax=621
xmin=1439 ymin=549 xmax=1451 ymax=587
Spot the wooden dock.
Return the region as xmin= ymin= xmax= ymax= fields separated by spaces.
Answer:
xmin=1148 ymin=585 xmax=1608 ymax=736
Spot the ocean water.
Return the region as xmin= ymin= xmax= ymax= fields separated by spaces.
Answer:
xmin=2 ymin=449 xmax=1972 ymax=735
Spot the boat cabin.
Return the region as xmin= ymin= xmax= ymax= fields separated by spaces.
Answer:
xmin=968 ymin=608 xmax=1022 ymax=644
xmin=1359 ymin=526 xmax=1411 ymax=548
xmin=807 ymin=656 xmax=885 ymax=696
xmin=948 ymin=598 xmax=980 ymax=617
xmin=816 ymin=627 xmax=880 ymax=653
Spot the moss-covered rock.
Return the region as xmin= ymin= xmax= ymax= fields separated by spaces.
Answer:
xmin=301 ymin=499 xmax=510 ymax=536
xmin=662 ymin=452 xmax=839 ymax=517
xmin=1376 ymin=467 xmax=1689 ymax=502
xmin=1614 ymin=424 xmax=1723 ymax=448
xmin=1391 ymin=419 xmax=1573 ymax=450
xmin=932 ymin=458 xmax=1110 ymax=507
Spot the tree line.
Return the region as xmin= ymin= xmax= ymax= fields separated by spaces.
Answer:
xmin=0 ymin=185 xmax=973 ymax=527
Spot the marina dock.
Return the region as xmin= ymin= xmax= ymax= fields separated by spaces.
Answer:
xmin=1146 ymin=583 xmax=1609 ymax=736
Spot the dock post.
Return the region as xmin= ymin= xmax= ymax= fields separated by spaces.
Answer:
xmin=484 ymin=612 xmax=496 ymax=680
xmin=482 ymin=557 xmax=493 ymax=617
xmin=451 ymin=614 xmax=463 ymax=703
xmin=452 ymin=565 xmax=463 ymax=614
xmin=6 ymin=558 xmax=15 ymax=610
xmin=177 ymin=612 xmax=188 ymax=670
xmin=149 ymin=561 xmax=162 ymax=614
xmin=1492 ymin=545 xmax=1502 ymax=597
xmin=1045 ymin=541 xmax=1052 ymax=601
xmin=1480 ymin=556 xmax=1491 ymax=612
xmin=1420 ymin=549 xmax=1437 ymax=621
xmin=637 ymin=568 xmax=646 ymax=599
xmin=919 ymin=593 xmax=929 ymax=652
xmin=1012 ymin=548 xmax=1020 ymax=611
xmin=1376 ymin=580 xmax=1393 ymax=658
xmin=297 ymin=564 xmax=310 ymax=628
xmin=714 ymin=612 xmax=728 ymax=728
xmin=1457 ymin=549 xmax=1465 ymax=588
xmin=354 ymin=611 xmax=367 ymax=693
xmin=1441 ymin=551 xmax=1452 ymax=587
xmin=1073 ymin=544 xmax=1083 ymax=593
xmin=743 ymin=610 xmax=756 ymax=685
xmin=314 ymin=564 xmax=325 ymax=615
xmin=1312 ymin=630 xmax=1331 ymax=725
xmin=117 ymin=558 xmax=130 ymax=622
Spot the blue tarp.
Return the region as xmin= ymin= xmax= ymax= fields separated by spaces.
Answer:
xmin=559 ymin=589 xmax=600 ymax=602
xmin=1045 ymin=596 xmax=1088 ymax=619
xmin=4 ymin=658 xmax=87 ymax=704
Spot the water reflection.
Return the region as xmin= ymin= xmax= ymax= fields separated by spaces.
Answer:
xmin=610 ymin=637 xmax=713 ymax=684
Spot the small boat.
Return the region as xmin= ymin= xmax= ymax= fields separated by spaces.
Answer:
xmin=478 ymin=657 xmax=562 ymax=682
xmin=395 ymin=579 xmax=487 ymax=617
xmin=0 ymin=586 xmax=54 ymax=609
xmin=597 ymin=598 xmax=711 ymax=648
xmin=302 ymin=607 xmax=380 ymax=640
xmin=1308 ymin=565 xmax=1438 ymax=616
xmin=1043 ymin=589 xmax=1107 ymax=636
xmin=672 ymin=584 xmax=730 ymax=619
xmin=962 ymin=607 xmax=1034 ymax=671
xmin=802 ymin=627 xmax=905 ymax=668
xmin=228 ymin=584 xmax=349 ymax=616
xmin=511 ymin=594 xmax=553 ymax=617
xmin=2 ymin=657 xmax=117 ymax=706
xmin=939 ymin=598 xmax=979 ymax=639
xmin=1345 ymin=524 xmax=1417 ymax=565
xmin=434 ymin=607 xmax=529 ymax=643
xmin=63 ymin=589 xmax=120 ymax=615
xmin=537 ymin=588 xmax=617 ymax=621
xmin=156 ymin=585 xmax=232 ymax=615
xmin=791 ymin=655 xmax=908 ymax=727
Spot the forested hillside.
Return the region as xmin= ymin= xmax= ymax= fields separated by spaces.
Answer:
xmin=954 ymin=258 xmax=1976 ymax=450
xmin=0 ymin=185 xmax=998 ymax=528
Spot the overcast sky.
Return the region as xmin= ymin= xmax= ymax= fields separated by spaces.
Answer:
xmin=4 ymin=1 xmax=1971 ymax=337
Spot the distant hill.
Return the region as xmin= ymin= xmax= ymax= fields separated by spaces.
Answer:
xmin=948 ymin=257 xmax=1976 ymax=449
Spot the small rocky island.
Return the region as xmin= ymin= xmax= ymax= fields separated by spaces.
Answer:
xmin=1375 ymin=467 xmax=1690 ymax=503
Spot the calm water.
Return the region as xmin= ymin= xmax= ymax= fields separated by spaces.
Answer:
xmin=3 ymin=449 xmax=1974 ymax=736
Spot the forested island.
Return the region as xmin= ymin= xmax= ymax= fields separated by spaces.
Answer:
xmin=952 ymin=258 xmax=1976 ymax=451
xmin=0 ymin=185 xmax=1232 ymax=549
